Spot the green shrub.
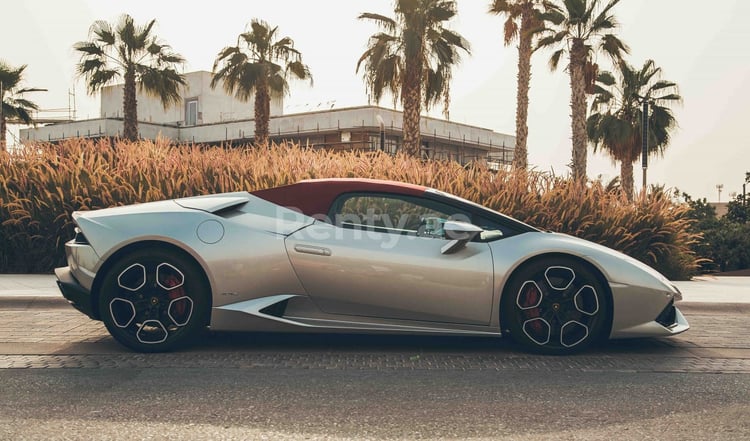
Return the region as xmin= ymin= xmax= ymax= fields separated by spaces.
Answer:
xmin=0 ymin=139 xmax=700 ymax=278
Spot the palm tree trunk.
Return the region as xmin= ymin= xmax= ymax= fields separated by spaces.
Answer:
xmin=513 ymin=6 xmax=534 ymax=170
xmin=0 ymin=115 xmax=6 ymax=152
xmin=620 ymin=159 xmax=634 ymax=201
xmin=0 ymin=83 xmax=5 ymax=151
xmin=254 ymin=75 xmax=270 ymax=147
xmin=569 ymin=40 xmax=588 ymax=181
xmin=122 ymin=67 xmax=138 ymax=141
xmin=401 ymin=50 xmax=423 ymax=157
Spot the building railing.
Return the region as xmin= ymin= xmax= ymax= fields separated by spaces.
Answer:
xmin=22 ymin=117 xmax=514 ymax=162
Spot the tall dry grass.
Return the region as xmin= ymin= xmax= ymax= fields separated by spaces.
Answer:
xmin=0 ymin=138 xmax=700 ymax=278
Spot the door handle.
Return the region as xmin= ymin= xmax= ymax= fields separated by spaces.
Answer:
xmin=294 ymin=244 xmax=332 ymax=256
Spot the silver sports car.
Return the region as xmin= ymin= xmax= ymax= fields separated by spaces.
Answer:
xmin=55 ymin=178 xmax=688 ymax=354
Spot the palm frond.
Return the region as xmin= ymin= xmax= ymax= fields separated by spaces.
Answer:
xmin=504 ymin=18 xmax=520 ymax=46
xmin=90 ymin=20 xmax=115 ymax=46
xmin=592 ymin=0 xmax=622 ymax=28
xmin=358 ymin=12 xmax=398 ymax=33
xmin=564 ymin=0 xmax=587 ymax=25
xmin=14 ymin=88 xmax=46 ymax=95
xmin=77 ymin=58 xmax=106 ymax=75
xmin=73 ymin=42 xmax=105 ymax=57
xmin=548 ymin=48 xmax=565 ymax=71
xmin=139 ymin=67 xmax=186 ymax=108
xmin=599 ymin=33 xmax=629 ymax=61
xmin=11 ymin=98 xmax=40 ymax=111
xmin=85 ymin=69 xmax=118 ymax=93
xmin=287 ymin=60 xmax=313 ymax=84
xmin=488 ymin=0 xmax=519 ymax=17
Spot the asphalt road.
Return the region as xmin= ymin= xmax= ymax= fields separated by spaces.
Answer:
xmin=1 ymin=367 xmax=748 ymax=440
xmin=0 ymin=299 xmax=749 ymax=440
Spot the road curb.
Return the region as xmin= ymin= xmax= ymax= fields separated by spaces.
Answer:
xmin=676 ymin=302 xmax=750 ymax=314
xmin=0 ymin=296 xmax=70 ymax=309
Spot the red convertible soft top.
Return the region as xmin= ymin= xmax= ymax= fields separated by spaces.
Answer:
xmin=252 ymin=178 xmax=427 ymax=218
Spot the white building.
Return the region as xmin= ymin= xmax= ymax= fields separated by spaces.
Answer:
xmin=21 ymin=71 xmax=514 ymax=166
xmin=99 ymin=71 xmax=283 ymax=126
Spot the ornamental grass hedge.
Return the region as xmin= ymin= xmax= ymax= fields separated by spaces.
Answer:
xmin=0 ymin=138 xmax=700 ymax=278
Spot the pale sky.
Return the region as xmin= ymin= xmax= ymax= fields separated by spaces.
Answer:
xmin=3 ymin=0 xmax=749 ymax=201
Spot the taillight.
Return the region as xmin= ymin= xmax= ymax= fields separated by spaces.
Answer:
xmin=73 ymin=227 xmax=89 ymax=244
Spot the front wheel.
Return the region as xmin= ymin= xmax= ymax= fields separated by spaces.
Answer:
xmin=502 ymin=257 xmax=610 ymax=355
xmin=98 ymin=248 xmax=210 ymax=352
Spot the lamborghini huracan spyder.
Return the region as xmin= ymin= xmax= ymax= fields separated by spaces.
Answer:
xmin=55 ymin=178 xmax=688 ymax=354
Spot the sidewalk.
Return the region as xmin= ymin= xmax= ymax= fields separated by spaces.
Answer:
xmin=0 ymin=274 xmax=748 ymax=303
xmin=0 ymin=275 xmax=60 ymax=297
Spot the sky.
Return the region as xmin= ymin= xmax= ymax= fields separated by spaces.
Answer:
xmin=3 ymin=0 xmax=749 ymax=201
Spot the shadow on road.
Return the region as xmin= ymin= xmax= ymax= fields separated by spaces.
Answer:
xmin=186 ymin=329 xmax=683 ymax=356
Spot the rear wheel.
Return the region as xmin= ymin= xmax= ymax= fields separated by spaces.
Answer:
xmin=98 ymin=248 xmax=210 ymax=352
xmin=502 ymin=257 xmax=610 ymax=355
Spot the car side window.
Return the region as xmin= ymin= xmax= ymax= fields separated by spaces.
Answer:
xmin=332 ymin=194 xmax=471 ymax=238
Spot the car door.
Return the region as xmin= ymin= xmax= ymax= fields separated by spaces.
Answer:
xmin=284 ymin=193 xmax=495 ymax=325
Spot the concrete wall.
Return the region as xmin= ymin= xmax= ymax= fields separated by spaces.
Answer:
xmin=20 ymin=105 xmax=514 ymax=161
xmin=262 ymin=106 xmax=514 ymax=151
xmin=99 ymin=71 xmax=283 ymax=126
xmin=20 ymin=118 xmax=179 ymax=142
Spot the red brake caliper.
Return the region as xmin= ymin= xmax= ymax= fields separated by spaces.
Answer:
xmin=521 ymin=284 xmax=543 ymax=333
xmin=163 ymin=274 xmax=187 ymax=319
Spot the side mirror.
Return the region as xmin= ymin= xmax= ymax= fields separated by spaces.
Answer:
xmin=441 ymin=221 xmax=483 ymax=254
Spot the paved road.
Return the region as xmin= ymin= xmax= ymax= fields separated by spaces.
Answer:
xmin=1 ymin=296 xmax=749 ymax=370
xmin=1 ymin=368 xmax=748 ymax=440
xmin=1 ymin=301 xmax=749 ymax=441
xmin=0 ymin=278 xmax=749 ymax=439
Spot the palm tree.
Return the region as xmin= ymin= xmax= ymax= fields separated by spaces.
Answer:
xmin=74 ymin=14 xmax=186 ymax=141
xmin=0 ymin=61 xmax=45 ymax=151
xmin=537 ymin=0 xmax=629 ymax=180
xmin=357 ymin=0 xmax=470 ymax=157
xmin=587 ymin=59 xmax=681 ymax=200
xmin=489 ymin=0 xmax=556 ymax=170
xmin=212 ymin=20 xmax=312 ymax=147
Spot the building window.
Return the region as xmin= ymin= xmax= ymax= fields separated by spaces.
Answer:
xmin=384 ymin=136 xmax=398 ymax=155
xmin=421 ymin=141 xmax=432 ymax=159
xmin=185 ymin=99 xmax=198 ymax=126
xmin=369 ymin=135 xmax=380 ymax=152
xmin=368 ymin=134 xmax=398 ymax=154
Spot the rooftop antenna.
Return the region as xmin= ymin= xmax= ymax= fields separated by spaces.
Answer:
xmin=68 ymin=88 xmax=77 ymax=121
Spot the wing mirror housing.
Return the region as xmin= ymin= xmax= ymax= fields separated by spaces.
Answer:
xmin=441 ymin=221 xmax=483 ymax=254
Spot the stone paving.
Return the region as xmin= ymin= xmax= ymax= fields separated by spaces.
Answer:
xmin=0 ymin=297 xmax=748 ymax=373
xmin=1 ymin=352 xmax=749 ymax=373
xmin=0 ymin=308 xmax=108 ymax=344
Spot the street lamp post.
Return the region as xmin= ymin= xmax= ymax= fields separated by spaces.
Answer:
xmin=641 ymin=100 xmax=649 ymax=193
xmin=376 ymin=114 xmax=385 ymax=152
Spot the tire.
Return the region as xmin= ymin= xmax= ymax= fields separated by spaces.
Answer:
xmin=502 ymin=257 xmax=610 ymax=355
xmin=98 ymin=248 xmax=210 ymax=352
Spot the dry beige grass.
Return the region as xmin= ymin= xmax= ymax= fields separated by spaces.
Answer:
xmin=0 ymin=139 xmax=700 ymax=278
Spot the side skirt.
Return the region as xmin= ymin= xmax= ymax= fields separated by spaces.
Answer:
xmin=211 ymin=294 xmax=502 ymax=337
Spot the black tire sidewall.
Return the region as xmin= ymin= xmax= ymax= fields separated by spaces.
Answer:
xmin=98 ymin=248 xmax=210 ymax=352
xmin=502 ymin=257 xmax=610 ymax=355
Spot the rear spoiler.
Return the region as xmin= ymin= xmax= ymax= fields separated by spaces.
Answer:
xmin=174 ymin=193 xmax=251 ymax=214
